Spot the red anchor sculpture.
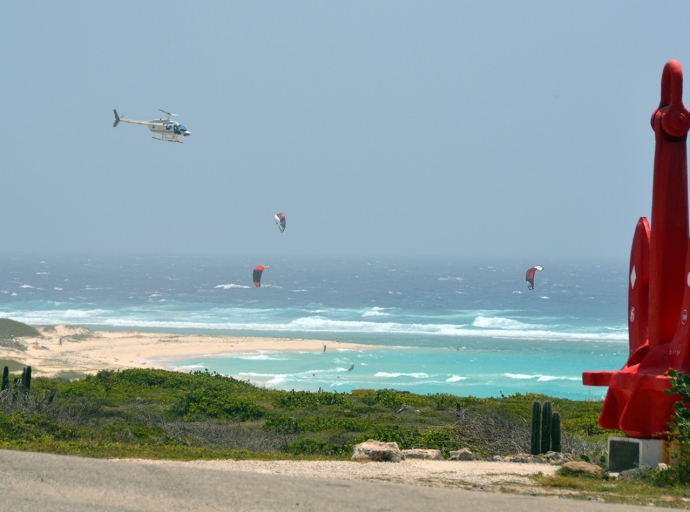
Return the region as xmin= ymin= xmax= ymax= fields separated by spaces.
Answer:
xmin=583 ymin=60 xmax=690 ymax=438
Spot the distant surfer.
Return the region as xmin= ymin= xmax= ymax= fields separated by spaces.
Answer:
xmin=323 ymin=344 xmax=327 ymax=352
xmin=346 ymin=364 xmax=354 ymax=372
xmin=58 ymin=337 xmax=63 ymax=347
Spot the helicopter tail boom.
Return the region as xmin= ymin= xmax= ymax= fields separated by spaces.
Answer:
xmin=113 ymin=110 xmax=121 ymax=128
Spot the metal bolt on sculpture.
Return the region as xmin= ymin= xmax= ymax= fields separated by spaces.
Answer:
xmin=583 ymin=60 xmax=690 ymax=438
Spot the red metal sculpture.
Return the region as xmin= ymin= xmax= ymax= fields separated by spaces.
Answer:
xmin=583 ymin=60 xmax=690 ymax=438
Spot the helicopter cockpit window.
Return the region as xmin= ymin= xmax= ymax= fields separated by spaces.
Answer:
xmin=179 ymin=125 xmax=187 ymax=131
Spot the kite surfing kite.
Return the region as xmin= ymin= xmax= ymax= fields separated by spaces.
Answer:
xmin=525 ymin=266 xmax=543 ymax=290
xmin=274 ymin=213 xmax=286 ymax=233
xmin=253 ymin=265 xmax=269 ymax=287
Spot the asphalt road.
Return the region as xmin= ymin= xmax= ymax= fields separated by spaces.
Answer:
xmin=0 ymin=450 xmax=671 ymax=511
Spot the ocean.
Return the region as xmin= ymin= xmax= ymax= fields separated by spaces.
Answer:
xmin=0 ymin=255 xmax=628 ymax=400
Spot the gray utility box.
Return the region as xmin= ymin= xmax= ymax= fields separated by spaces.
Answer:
xmin=608 ymin=437 xmax=665 ymax=472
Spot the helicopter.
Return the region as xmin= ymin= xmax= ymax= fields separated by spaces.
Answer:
xmin=113 ymin=109 xmax=191 ymax=143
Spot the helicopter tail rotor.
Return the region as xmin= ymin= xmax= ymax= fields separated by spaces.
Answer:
xmin=113 ymin=109 xmax=121 ymax=128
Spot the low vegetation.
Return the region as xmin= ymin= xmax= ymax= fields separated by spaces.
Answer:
xmin=2 ymin=367 xmax=690 ymax=505
xmin=0 ymin=318 xmax=40 ymax=339
xmin=534 ymin=470 xmax=690 ymax=508
xmin=0 ymin=368 xmax=613 ymax=461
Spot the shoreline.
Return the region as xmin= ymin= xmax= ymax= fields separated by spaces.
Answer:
xmin=0 ymin=324 xmax=378 ymax=378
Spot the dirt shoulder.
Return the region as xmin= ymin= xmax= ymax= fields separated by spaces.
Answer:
xmin=117 ymin=458 xmax=559 ymax=489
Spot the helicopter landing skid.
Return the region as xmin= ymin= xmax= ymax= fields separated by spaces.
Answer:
xmin=152 ymin=136 xmax=183 ymax=143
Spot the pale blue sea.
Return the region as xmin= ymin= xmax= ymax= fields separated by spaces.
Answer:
xmin=0 ymin=255 xmax=628 ymax=399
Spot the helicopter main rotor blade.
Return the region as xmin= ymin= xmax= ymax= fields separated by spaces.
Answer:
xmin=158 ymin=109 xmax=178 ymax=117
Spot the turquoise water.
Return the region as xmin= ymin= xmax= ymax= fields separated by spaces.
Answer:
xmin=0 ymin=255 xmax=628 ymax=399
xmin=168 ymin=342 xmax=621 ymax=400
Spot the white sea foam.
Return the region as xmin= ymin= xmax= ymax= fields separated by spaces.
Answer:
xmin=215 ymin=284 xmax=251 ymax=289
xmin=446 ymin=375 xmax=467 ymax=382
xmin=537 ymin=375 xmax=580 ymax=382
xmin=472 ymin=316 xmax=539 ymax=330
xmin=505 ymin=373 xmax=580 ymax=381
xmin=362 ymin=307 xmax=392 ymax=318
xmin=266 ymin=375 xmax=287 ymax=385
xmin=54 ymin=287 xmax=63 ymax=291
xmin=36 ymin=272 xmax=49 ymax=275
xmin=0 ymin=309 xmax=627 ymax=343
xmin=362 ymin=311 xmax=388 ymax=317
xmin=174 ymin=363 xmax=208 ymax=371
xmin=19 ymin=285 xmax=33 ymax=289
xmin=375 ymin=372 xmax=429 ymax=378
xmin=232 ymin=354 xmax=291 ymax=361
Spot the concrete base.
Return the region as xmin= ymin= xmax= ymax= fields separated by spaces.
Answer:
xmin=608 ymin=436 xmax=666 ymax=472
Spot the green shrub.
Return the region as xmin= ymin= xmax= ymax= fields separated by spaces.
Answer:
xmin=169 ymin=390 xmax=266 ymax=421
xmin=272 ymin=389 xmax=349 ymax=409
xmin=263 ymin=416 xmax=370 ymax=434
xmin=286 ymin=438 xmax=333 ymax=455
xmin=361 ymin=389 xmax=404 ymax=408
xmin=663 ymin=369 xmax=690 ymax=483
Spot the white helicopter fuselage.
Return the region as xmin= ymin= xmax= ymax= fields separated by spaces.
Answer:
xmin=113 ymin=110 xmax=191 ymax=143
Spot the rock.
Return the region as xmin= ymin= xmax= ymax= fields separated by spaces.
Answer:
xmin=560 ymin=461 xmax=605 ymax=477
xmin=401 ymin=449 xmax=442 ymax=460
xmin=657 ymin=463 xmax=669 ymax=471
xmin=543 ymin=451 xmax=572 ymax=465
xmin=352 ymin=440 xmax=402 ymax=462
xmin=492 ymin=455 xmax=502 ymax=461
xmin=449 ymin=448 xmax=477 ymax=461
xmin=620 ymin=465 xmax=651 ymax=480
xmin=503 ymin=454 xmax=543 ymax=464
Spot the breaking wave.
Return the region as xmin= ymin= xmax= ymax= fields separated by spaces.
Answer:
xmin=0 ymin=307 xmax=627 ymax=343
xmin=375 ymin=372 xmax=429 ymax=378
xmin=504 ymin=373 xmax=580 ymax=381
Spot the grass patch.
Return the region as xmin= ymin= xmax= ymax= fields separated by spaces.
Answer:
xmin=534 ymin=472 xmax=690 ymax=508
xmin=0 ymin=359 xmax=27 ymax=372
xmin=0 ymin=369 xmax=611 ymax=462
xmin=0 ymin=319 xmax=40 ymax=338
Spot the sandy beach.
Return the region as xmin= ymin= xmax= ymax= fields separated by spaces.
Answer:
xmin=0 ymin=324 xmax=373 ymax=377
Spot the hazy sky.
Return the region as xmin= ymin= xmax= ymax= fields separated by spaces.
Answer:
xmin=2 ymin=1 xmax=690 ymax=258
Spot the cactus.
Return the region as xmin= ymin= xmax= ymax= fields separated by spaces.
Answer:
xmin=1 ymin=366 xmax=8 ymax=391
xmin=551 ymin=411 xmax=562 ymax=453
xmin=530 ymin=401 xmax=542 ymax=455
xmin=13 ymin=377 xmax=20 ymax=388
xmin=21 ymin=368 xmax=26 ymax=388
xmin=541 ymin=401 xmax=553 ymax=453
xmin=25 ymin=366 xmax=31 ymax=391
